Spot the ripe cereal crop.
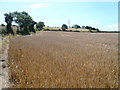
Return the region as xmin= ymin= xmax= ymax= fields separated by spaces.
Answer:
xmin=8 ymin=31 xmax=118 ymax=88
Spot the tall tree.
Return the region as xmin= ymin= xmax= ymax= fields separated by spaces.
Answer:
xmin=12 ymin=11 xmax=33 ymax=35
xmin=4 ymin=13 xmax=14 ymax=35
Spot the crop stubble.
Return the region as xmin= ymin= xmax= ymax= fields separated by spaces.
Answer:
xmin=8 ymin=31 xmax=118 ymax=88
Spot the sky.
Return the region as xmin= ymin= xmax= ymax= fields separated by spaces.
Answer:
xmin=0 ymin=0 xmax=119 ymax=31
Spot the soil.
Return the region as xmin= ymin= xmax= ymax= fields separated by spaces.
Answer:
xmin=0 ymin=36 xmax=10 ymax=89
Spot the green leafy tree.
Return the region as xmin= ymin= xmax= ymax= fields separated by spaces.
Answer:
xmin=36 ymin=21 xmax=45 ymax=30
xmin=72 ymin=24 xmax=81 ymax=29
xmin=61 ymin=24 xmax=68 ymax=31
xmin=12 ymin=11 xmax=33 ymax=35
xmin=4 ymin=13 xmax=14 ymax=35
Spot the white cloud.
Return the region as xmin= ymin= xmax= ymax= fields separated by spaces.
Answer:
xmin=29 ymin=3 xmax=50 ymax=8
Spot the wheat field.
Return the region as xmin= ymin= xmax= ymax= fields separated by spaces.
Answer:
xmin=8 ymin=31 xmax=118 ymax=88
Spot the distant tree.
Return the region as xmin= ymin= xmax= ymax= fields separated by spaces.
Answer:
xmin=36 ymin=21 xmax=45 ymax=30
xmin=4 ymin=13 xmax=14 ymax=35
xmin=1 ymin=23 xmax=5 ymax=26
xmin=90 ymin=27 xmax=100 ymax=32
xmin=72 ymin=24 xmax=81 ymax=29
xmin=85 ymin=26 xmax=92 ymax=32
xmin=91 ymin=27 xmax=96 ymax=30
xmin=89 ymin=29 xmax=92 ymax=32
xmin=61 ymin=24 xmax=68 ymax=31
xmin=22 ymin=11 xmax=28 ymax=15
xmin=85 ymin=26 xmax=92 ymax=29
xmin=82 ymin=26 xmax=85 ymax=29
xmin=96 ymin=28 xmax=100 ymax=32
xmin=58 ymin=29 xmax=61 ymax=31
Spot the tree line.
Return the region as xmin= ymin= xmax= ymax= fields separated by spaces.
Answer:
xmin=1 ymin=11 xmax=100 ymax=36
xmin=61 ymin=24 xmax=99 ymax=32
xmin=2 ymin=11 xmax=45 ymax=35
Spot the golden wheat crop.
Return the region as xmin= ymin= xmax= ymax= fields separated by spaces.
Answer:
xmin=8 ymin=31 xmax=118 ymax=88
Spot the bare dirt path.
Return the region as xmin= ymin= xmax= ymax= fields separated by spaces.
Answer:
xmin=8 ymin=31 xmax=118 ymax=88
xmin=0 ymin=36 xmax=10 ymax=89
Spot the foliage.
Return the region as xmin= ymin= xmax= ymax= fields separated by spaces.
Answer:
xmin=96 ymin=28 xmax=100 ymax=32
xmin=85 ymin=26 xmax=92 ymax=29
xmin=0 ymin=28 xmax=7 ymax=36
xmin=36 ymin=21 xmax=45 ymax=30
xmin=29 ymin=21 xmax=37 ymax=33
xmin=72 ymin=24 xmax=81 ymax=29
xmin=85 ymin=26 xmax=100 ymax=32
xmin=3 ymin=11 xmax=102 ymax=35
xmin=4 ymin=13 xmax=14 ymax=35
xmin=61 ymin=24 xmax=68 ymax=31
xmin=82 ymin=26 xmax=85 ymax=29
xmin=12 ymin=11 xmax=33 ymax=35
xmin=4 ymin=11 xmax=36 ymax=35
xmin=1 ymin=23 xmax=5 ymax=26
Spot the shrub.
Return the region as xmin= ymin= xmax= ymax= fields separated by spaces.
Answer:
xmin=1 ymin=24 xmax=5 ymax=26
xmin=72 ymin=24 xmax=81 ymax=29
xmin=0 ymin=28 xmax=7 ymax=36
xmin=61 ymin=24 xmax=68 ymax=31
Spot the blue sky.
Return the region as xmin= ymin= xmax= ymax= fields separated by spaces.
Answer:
xmin=0 ymin=1 xmax=119 ymax=31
